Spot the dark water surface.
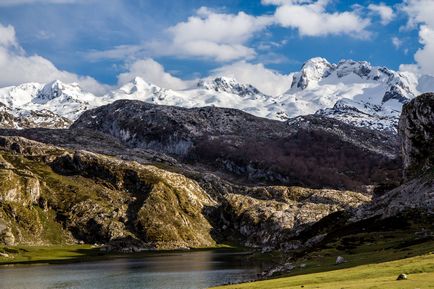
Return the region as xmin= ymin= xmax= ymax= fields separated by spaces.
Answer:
xmin=0 ymin=250 xmax=273 ymax=289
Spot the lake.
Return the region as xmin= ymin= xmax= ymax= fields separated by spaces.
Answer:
xmin=0 ymin=250 xmax=275 ymax=289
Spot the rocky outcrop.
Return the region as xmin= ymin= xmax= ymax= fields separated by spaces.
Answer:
xmin=354 ymin=93 xmax=434 ymax=220
xmin=72 ymin=100 xmax=401 ymax=192
xmin=222 ymin=186 xmax=369 ymax=250
xmin=399 ymin=92 xmax=434 ymax=180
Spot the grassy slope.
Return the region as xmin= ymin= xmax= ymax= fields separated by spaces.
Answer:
xmin=212 ymin=227 xmax=434 ymax=289
xmin=0 ymin=245 xmax=101 ymax=264
xmin=213 ymin=253 xmax=434 ymax=289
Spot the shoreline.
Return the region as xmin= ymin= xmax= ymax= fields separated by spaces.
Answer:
xmin=0 ymin=244 xmax=253 ymax=266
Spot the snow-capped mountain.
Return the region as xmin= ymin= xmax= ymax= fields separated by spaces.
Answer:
xmin=105 ymin=76 xmax=282 ymax=119
xmin=0 ymin=57 xmax=433 ymax=131
xmin=278 ymin=57 xmax=430 ymax=131
xmin=0 ymin=81 xmax=91 ymax=128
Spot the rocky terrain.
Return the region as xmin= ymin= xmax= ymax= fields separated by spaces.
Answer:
xmin=0 ymin=134 xmax=370 ymax=251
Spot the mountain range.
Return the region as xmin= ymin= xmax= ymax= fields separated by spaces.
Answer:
xmin=1 ymin=57 xmax=434 ymax=132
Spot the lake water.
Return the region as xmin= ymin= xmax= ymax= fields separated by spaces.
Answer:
xmin=0 ymin=250 xmax=274 ymax=289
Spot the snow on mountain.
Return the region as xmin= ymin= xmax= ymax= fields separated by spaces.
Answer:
xmin=281 ymin=58 xmax=427 ymax=132
xmin=0 ymin=57 xmax=433 ymax=131
xmin=105 ymin=76 xmax=286 ymax=120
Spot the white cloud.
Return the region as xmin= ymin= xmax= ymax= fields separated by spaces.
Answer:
xmin=212 ymin=61 xmax=293 ymax=96
xmin=402 ymin=0 xmax=434 ymax=28
xmin=400 ymin=0 xmax=434 ymax=75
xmin=413 ymin=25 xmax=434 ymax=75
xmin=0 ymin=23 xmax=107 ymax=94
xmin=117 ymin=59 xmax=191 ymax=90
xmin=0 ymin=24 xmax=20 ymax=48
xmin=392 ymin=36 xmax=402 ymax=49
xmin=85 ymin=7 xmax=273 ymax=62
xmin=165 ymin=8 xmax=273 ymax=61
xmin=273 ymin=1 xmax=371 ymax=37
xmin=368 ymin=3 xmax=395 ymax=25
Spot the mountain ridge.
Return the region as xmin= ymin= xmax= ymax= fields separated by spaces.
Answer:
xmin=0 ymin=58 xmax=433 ymax=132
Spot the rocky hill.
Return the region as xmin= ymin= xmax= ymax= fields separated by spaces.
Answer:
xmin=0 ymin=135 xmax=370 ymax=250
xmin=72 ymin=100 xmax=401 ymax=192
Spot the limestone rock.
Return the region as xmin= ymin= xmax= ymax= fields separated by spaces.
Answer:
xmin=399 ymin=92 xmax=434 ymax=180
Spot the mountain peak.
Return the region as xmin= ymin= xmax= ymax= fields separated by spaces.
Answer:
xmin=302 ymin=57 xmax=332 ymax=68
xmin=290 ymin=57 xmax=335 ymax=90
xmin=197 ymin=77 xmax=265 ymax=97
xmin=36 ymin=80 xmax=80 ymax=102
xmin=117 ymin=76 xmax=163 ymax=95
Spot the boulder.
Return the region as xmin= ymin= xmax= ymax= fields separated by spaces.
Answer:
xmin=336 ymin=256 xmax=346 ymax=264
xmin=396 ymin=273 xmax=408 ymax=280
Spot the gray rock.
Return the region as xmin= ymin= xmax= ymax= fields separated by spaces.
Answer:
xmin=336 ymin=256 xmax=346 ymax=264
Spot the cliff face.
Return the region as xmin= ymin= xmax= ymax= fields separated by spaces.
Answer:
xmin=399 ymin=93 xmax=434 ymax=180
xmin=355 ymin=93 xmax=434 ymax=220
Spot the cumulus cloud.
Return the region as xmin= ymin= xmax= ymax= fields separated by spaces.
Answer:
xmin=117 ymin=59 xmax=191 ymax=90
xmin=368 ymin=3 xmax=395 ymax=25
xmin=413 ymin=25 xmax=434 ymax=74
xmin=86 ymin=1 xmax=378 ymax=63
xmin=400 ymin=0 xmax=434 ymax=75
xmin=85 ymin=7 xmax=273 ymax=62
xmin=273 ymin=1 xmax=371 ymax=37
xmin=0 ymin=23 xmax=107 ymax=94
xmin=212 ymin=61 xmax=293 ymax=96
xmin=166 ymin=7 xmax=273 ymax=61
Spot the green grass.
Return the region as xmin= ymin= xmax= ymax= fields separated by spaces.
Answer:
xmin=212 ymin=253 xmax=434 ymax=289
xmin=0 ymin=245 xmax=103 ymax=264
xmin=212 ymin=228 xmax=434 ymax=289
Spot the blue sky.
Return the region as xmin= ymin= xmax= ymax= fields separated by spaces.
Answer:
xmin=0 ymin=0 xmax=432 ymax=95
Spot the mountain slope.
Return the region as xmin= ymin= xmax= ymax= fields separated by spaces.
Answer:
xmin=72 ymin=100 xmax=401 ymax=192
